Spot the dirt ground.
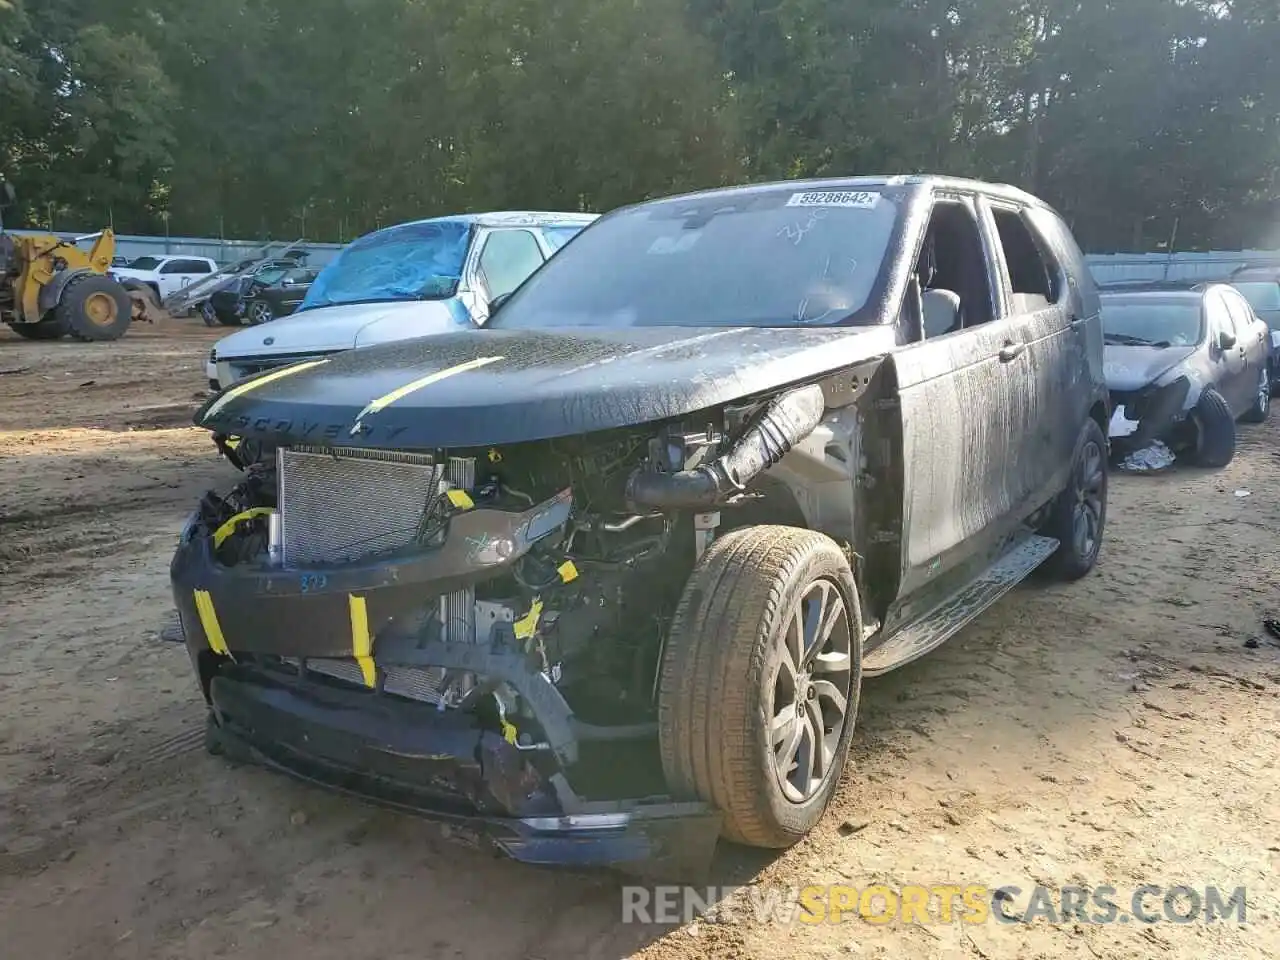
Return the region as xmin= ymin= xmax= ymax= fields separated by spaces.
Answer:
xmin=1 ymin=319 xmax=1278 ymax=960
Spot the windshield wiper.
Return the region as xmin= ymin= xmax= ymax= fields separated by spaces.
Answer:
xmin=1104 ymin=333 xmax=1158 ymax=346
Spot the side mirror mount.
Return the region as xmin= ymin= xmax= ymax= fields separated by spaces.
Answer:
xmin=1219 ymin=331 xmax=1237 ymax=351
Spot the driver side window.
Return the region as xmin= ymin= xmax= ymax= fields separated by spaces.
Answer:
xmin=915 ymin=199 xmax=995 ymax=340
xmin=477 ymin=230 xmax=544 ymax=301
xmin=1206 ymin=291 xmax=1234 ymax=342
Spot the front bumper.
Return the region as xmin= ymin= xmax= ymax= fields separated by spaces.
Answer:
xmin=167 ymin=496 xmax=719 ymax=878
xmin=200 ymin=663 xmax=718 ymax=876
xmin=1108 ymin=377 xmax=1191 ymax=455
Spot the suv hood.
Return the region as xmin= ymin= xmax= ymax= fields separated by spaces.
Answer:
xmin=1103 ymin=344 xmax=1198 ymax=392
xmin=212 ymin=300 xmax=469 ymax=359
xmin=197 ymin=324 xmax=896 ymax=448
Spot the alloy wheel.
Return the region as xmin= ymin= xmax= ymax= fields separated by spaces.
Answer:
xmin=1072 ymin=439 xmax=1105 ymax=560
xmin=769 ymin=578 xmax=853 ymax=803
xmin=248 ymin=301 xmax=273 ymax=325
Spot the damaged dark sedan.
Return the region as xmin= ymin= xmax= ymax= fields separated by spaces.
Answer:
xmin=167 ymin=177 xmax=1110 ymax=878
xmin=1103 ymin=285 xmax=1270 ymax=467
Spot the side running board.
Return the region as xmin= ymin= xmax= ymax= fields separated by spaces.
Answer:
xmin=862 ymin=534 xmax=1059 ymax=677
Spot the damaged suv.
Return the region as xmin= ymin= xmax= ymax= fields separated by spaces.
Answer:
xmin=168 ymin=177 xmax=1109 ymax=877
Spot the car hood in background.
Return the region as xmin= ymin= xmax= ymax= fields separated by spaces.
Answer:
xmin=1103 ymin=344 xmax=1197 ymax=391
xmin=212 ymin=299 xmax=472 ymax=359
xmin=196 ymin=324 xmax=897 ymax=448
xmin=110 ymin=267 xmax=158 ymax=281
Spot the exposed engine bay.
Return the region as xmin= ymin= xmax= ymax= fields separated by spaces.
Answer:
xmin=188 ymin=384 xmax=840 ymax=767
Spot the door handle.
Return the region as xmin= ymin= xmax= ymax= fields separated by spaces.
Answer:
xmin=998 ymin=341 xmax=1026 ymax=363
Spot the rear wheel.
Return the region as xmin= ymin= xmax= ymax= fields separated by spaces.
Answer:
xmin=56 ymin=274 xmax=132 ymax=341
xmin=1241 ymin=367 xmax=1271 ymax=424
xmin=658 ymin=526 xmax=862 ymax=848
xmin=200 ymin=301 xmax=219 ymax=327
xmin=1041 ymin=418 xmax=1107 ymax=581
xmin=7 ymin=318 xmax=68 ymax=340
xmin=1188 ymin=387 xmax=1236 ymax=468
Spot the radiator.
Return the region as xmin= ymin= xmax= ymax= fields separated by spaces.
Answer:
xmin=277 ymin=446 xmax=478 ymax=645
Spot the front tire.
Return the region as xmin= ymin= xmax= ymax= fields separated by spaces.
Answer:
xmin=658 ymin=526 xmax=862 ymax=848
xmin=1041 ymin=417 xmax=1108 ymax=581
xmin=1241 ymin=367 xmax=1271 ymax=424
xmin=56 ymin=274 xmax=132 ymax=341
xmin=1188 ymin=387 xmax=1236 ymax=468
xmin=246 ymin=300 xmax=274 ymax=325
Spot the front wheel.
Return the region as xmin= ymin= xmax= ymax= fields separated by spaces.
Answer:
xmin=1241 ymin=367 xmax=1271 ymax=424
xmin=1188 ymin=387 xmax=1236 ymax=468
xmin=658 ymin=526 xmax=862 ymax=848
xmin=57 ymin=274 xmax=132 ymax=341
xmin=1041 ymin=417 xmax=1108 ymax=581
xmin=246 ymin=300 xmax=274 ymax=325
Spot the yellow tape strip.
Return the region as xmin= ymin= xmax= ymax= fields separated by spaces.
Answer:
xmin=193 ymin=589 xmax=230 ymax=656
xmin=203 ymin=359 xmax=331 ymax=419
xmin=349 ymin=356 xmax=504 ymax=435
xmin=212 ymin=508 xmax=274 ymax=549
xmin=445 ymin=489 xmax=475 ymax=510
xmin=513 ymin=599 xmax=544 ymax=640
xmin=348 ymin=594 xmax=376 ymax=688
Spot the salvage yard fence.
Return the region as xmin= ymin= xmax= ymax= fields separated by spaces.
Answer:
xmin=6 ymin=230 xmax=345 ymax=268
xmin=10 ymin=226 xmax=1280 ymax=286
xmin=1085 ymin=250 xmax=1280 ymax=285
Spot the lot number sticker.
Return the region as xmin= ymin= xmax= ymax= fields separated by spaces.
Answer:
xmin=786 ymin=191 xmax=880 ymax=209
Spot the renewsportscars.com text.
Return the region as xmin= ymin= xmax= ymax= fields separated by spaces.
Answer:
xmin=621 ymin=884 xmax=1248 ymax=926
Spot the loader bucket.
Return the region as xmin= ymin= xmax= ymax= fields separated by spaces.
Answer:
xmin=127 ymin=285 xmax=165 ymax=324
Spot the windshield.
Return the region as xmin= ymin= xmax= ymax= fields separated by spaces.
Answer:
xmin=299 ymin=220 xmax=472 ymax=311
xmin=1233 ymin=281 xmax=1280 ymax=317
xmin=129 ymin=256 xmax=162 ymax=271
xmin=253 ymin=267 xmax=289 ymax=285
xmin=1101 ymin=298 xmax=1203 ymax=347
xmin=489 ymin=187 xmax=898 ymax=329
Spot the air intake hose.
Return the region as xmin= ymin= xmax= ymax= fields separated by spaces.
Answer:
xmin=626 ymin=384 xmax=826 ymax=510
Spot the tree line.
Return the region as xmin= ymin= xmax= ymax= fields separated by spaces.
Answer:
xmin=2 ymin=0 xmax=1277 ymax=253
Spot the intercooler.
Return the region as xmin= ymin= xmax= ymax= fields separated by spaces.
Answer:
xmin=276 ymin=446 xmax=479 ymax=704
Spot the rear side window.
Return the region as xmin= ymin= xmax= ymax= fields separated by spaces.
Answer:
xmin=1222 ymin=290 xmax=1255 ymax=334
xmin=543 ymin=225 xmax=585 ymax=251
xmin=992 ymin=206 xmax=1061 ymax=313
xmin=161 ymin=259 xmax=212 ymax=274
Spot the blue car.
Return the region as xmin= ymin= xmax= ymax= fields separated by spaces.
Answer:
xmin=206 ymin=211 xmax=597 ymax=390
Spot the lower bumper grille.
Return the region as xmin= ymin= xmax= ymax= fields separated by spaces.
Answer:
xmin=281 ymin=656 xmax=450 ymax=706
xmin=222 ymin=354 xmax=333 ymax=386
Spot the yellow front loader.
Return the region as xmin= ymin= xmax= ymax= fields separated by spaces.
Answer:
xmin=0 ymin=183 xmax=158 ymax=341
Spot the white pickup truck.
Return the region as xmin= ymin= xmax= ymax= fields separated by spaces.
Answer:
xmin=110 ymin=255 xmax=219 ymax=300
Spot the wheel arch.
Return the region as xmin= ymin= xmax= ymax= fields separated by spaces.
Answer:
xmin=37 ymin=266 xmax=96 ymax=314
